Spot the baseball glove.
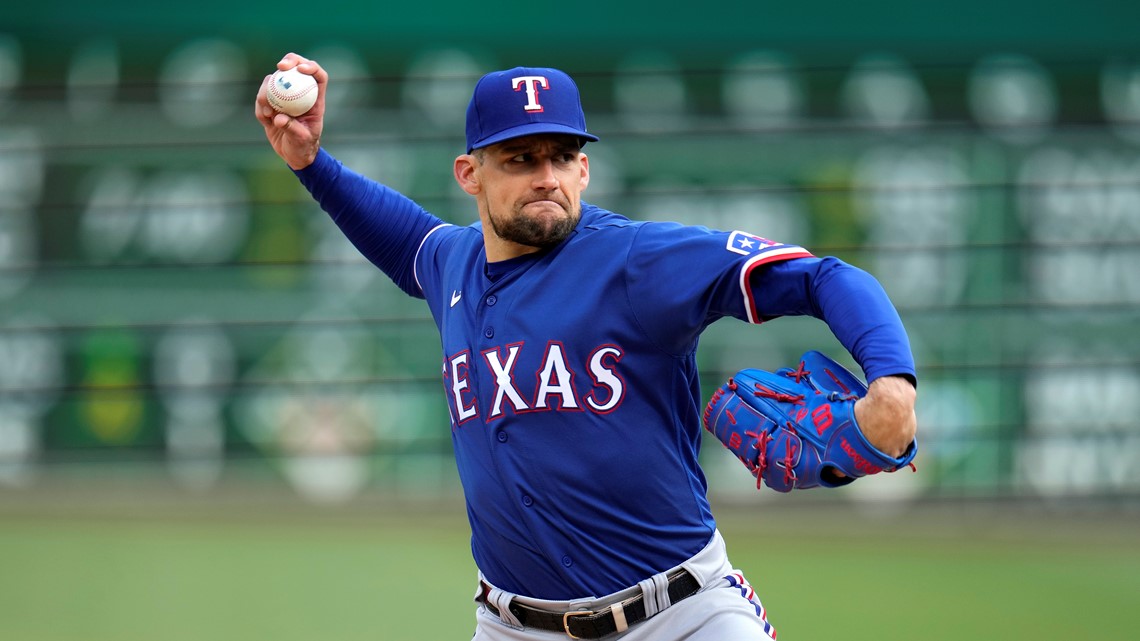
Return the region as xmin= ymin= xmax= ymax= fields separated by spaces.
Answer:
xmin=702 ymin=351 xmax=917 ymax=492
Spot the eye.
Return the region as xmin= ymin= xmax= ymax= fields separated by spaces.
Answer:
xmin=509 ymin=154 xmax=531 ymax=163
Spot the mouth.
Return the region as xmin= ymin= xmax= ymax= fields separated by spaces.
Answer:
xmin=521 ymin=199 xmax=566 ymax=212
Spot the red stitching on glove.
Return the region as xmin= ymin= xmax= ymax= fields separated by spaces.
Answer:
xmin=784 ymin=361 xmax=811 ymax=384
xmin=753 ymin=384 xmax=805 ymax=404
xmin=783 ymin=445 xmax=797 ymax=487
xmin=749 ymin=431 xmax=772 ymax=490
xmin=782 ymin=422 xmax=799 ymax=487
xmin=823 ymin=367 xmax=852 ymax=395
xmin=702 ymin=386 xmax=728 ymax=429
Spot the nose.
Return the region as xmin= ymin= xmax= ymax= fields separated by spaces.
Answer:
xmin=532 ymin=159 xmax=559 ymax=190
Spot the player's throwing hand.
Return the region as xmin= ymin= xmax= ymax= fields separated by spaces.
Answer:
xmin=255 ymin=52 xmax=327 ymax=170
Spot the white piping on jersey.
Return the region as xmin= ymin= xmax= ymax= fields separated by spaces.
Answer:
xmin=738 ymin=245 xmax=813 ymax=324
xmin=413 ymin=223 xmax=453 ymax=296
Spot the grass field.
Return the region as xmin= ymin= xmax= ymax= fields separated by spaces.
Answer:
xmin=0 ymin=490 xmax=1137 ymax=641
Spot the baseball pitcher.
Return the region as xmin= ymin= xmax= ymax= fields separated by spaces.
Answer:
xmin=256 ymin=53 xmax=917 ymax=640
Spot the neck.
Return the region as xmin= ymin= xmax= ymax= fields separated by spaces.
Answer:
xmin=483 ymin=235 xmax=543 ymax=263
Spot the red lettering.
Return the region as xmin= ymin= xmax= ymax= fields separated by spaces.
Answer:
xmin=811 ymin=405 xmax=833 ymax=434
xmin=840 ymin=438 xmax=884 ymax=474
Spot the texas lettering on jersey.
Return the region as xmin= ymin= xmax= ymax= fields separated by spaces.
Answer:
xmin=443 ymin=340 xmax=626 ymax=426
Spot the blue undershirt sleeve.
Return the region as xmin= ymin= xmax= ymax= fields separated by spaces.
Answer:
xmin=750 ymin=256 xmax=917 ymax=385
xmin=292 ymin=149 xmax=446 ymax=299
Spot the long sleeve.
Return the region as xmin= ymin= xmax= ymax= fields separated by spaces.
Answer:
xmin=293 ymin=149 xmax=447 ymax=298
xmin=750 ymin=256 xmax=916 ymax=384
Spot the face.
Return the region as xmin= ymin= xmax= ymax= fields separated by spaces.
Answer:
xmin=455 ymin=134 xmax=590 ymax=261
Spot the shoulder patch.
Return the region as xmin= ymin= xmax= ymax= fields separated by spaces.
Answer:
xmin=726 ymin=230 xmax=779 ymax=255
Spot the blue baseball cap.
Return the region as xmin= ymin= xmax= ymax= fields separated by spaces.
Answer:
xmin=465 ymin=67 xmax=599 ymax=153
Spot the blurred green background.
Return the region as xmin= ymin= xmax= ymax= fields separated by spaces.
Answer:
xmin=1 ymin=499 xmax=1137 ymax=641
xmin=2 ymin=1 xmax=1139 ymax=639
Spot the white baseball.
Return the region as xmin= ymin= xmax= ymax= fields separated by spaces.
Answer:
xmin=266 ymin=68 xmax=318 ymax=117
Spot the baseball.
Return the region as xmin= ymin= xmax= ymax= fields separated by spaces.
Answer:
xmin=267 ymin=68 xmax=318 ymax=117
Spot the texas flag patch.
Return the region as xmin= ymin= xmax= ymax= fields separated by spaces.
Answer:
xmin=726 ymin=230 xmax=814 ymax=324
xmin=725 ymin=230 xmax=779 ymax=255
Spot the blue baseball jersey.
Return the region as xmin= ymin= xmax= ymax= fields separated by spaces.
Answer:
xmin=295 ymin=149 xmax=915 ymax=600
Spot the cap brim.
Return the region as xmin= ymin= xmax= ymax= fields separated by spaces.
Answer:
xmin=470 ymin=123 xmax=599 ymax=152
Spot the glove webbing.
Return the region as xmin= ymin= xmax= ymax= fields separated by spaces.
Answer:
xmin=705 ymin=379 xmax=807 ymax=489
xmin=751 ymin=382 xmax=805 ymax=487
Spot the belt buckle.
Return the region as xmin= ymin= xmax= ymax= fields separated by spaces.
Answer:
xmin=562 ymin=609 xmax=595 ymax=639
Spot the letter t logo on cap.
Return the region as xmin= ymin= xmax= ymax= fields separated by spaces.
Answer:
xmin=512 ymin=75 xmax=549 ymax=112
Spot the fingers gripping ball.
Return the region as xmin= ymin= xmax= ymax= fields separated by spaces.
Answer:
xmin=702 ymin=351 xmax=917 ymax=492
xmin=267 ymin=68 xmax=318 ymax=117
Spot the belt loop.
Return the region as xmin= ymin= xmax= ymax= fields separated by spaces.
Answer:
xmin=651 ymin=572 xmax=671 ymax=613
xmin=610 ymin=602 xmax=628 ymax=633
xmin=486 ymin=585 xmax=523 ymax=630
xmin=635 ymin=572 xmax=671 ymax=619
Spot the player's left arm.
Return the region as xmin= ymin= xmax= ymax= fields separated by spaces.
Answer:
xmin=749 ymin=256 xmax=917 ymax=457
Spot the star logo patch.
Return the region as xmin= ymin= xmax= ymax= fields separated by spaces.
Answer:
xmin=725 ymin=230 xmax=778 ymax=256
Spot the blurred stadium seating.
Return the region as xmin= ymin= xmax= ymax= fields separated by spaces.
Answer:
xmin=1 ymin=1 xmax=1139 ymax=510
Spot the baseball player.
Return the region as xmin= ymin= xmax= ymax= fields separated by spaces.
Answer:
xmin=256 ymin=53 xmax=917 ymax=640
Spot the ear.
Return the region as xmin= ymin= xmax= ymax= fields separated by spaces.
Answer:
xmin=579 ymin=152 xmax=590 ymax=191
xmin=454 ymin=154 xmax=481 ymax=195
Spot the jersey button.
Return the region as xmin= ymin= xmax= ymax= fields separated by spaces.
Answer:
xmin=496 ymin=430 xmax=508 ymax=443
xmin=486 ymin=295 xmax=497 ymax=306
xmin=521 ymin=494 xmax=533 ymax=507
xmin=484 ymin=326 xmax=494 ymax=338
xmin=561 ymin=555 xmax=573 ymax=567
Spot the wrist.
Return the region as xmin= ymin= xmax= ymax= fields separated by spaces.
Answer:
xmin=855 ymin=377 xmax=917 ymax=458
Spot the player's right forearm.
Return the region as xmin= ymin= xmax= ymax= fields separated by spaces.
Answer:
xmin=293 ymin=149 xmax=446 ymax=297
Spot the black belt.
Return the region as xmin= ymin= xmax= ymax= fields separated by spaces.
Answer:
xmin=481 ymin=569 xmax=701 ymax=639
